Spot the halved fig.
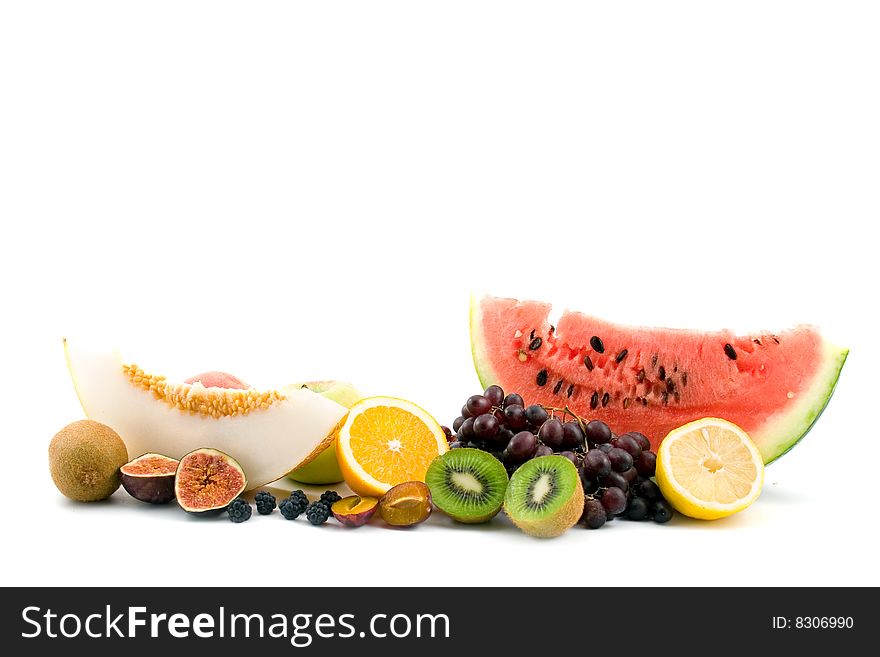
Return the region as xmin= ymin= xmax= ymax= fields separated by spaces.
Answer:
xmin=174 ymin=448 xmax=247 ymax=514
xmin=120 ymin=453 xmax=179 ymax=504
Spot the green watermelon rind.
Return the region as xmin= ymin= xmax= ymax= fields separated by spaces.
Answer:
xmin=470 ymin=295 xmax=848 ymax=466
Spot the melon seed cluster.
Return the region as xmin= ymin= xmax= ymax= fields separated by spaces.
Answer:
xmin=123 ymin=364 xmax=284 ymax=418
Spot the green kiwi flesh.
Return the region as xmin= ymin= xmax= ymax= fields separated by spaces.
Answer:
xmin=425 ymin=448 xmax=508 ymax=523
xmin=503 ymin=455 xmax=584 ymax=538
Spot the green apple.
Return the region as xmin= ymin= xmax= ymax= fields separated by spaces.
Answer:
xmin=287 ymin=381 xmax=361 ymax=484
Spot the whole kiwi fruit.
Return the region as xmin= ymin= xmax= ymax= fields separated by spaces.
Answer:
xmin=49 ymin=420 xmax=129 ymax=501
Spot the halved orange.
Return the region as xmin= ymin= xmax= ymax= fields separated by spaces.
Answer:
xmin=335 ymin=397 xmax=449 ymax=497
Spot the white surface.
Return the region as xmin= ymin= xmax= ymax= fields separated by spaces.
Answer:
xmin=1 ymin=1 xmax=878 ymax=587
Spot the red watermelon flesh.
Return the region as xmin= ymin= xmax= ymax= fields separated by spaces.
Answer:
xmin=471 ymin=296 xmax=847 ymax=464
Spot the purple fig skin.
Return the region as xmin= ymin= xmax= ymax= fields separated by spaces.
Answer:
xmin=120 ymin=471 xmax=176 ymax=504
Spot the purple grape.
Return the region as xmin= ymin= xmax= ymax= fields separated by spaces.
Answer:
xmin=484 ymin=385 xmax=505 ymax=406
xmin=626 ymin=496 xmax=650 ymax=521
xmin=534 ymin=444 xmax=553 ymax=457
xmin=503 ymin=405 xmax=528 ymax=430
xmin=599 ymin=471 xmax=628 ymax=493
xmin=624 ymin=431 xmax=652 ymax=452
xmin=524 ymin=405 xmax=549 ymax=427
xmin=597 ymin=443 xmax=614 ymax=454
xmin=466 ymin=395 xmax=492 ymax=417
xmin=580 ymin=474 xmax=599 ymax=495
xmin=621 ymin=466 xmax=639 ymax=486
xmin=503 ymin=393 xmax=524 ymax=408
xmin=584 ymin=420 xmax=613 ymax=445
xmin=637 ymin=479 xmax=660 ymax=500
xmin=506 ymin=431 xmax=537 ymax=462
xmin=537 ymin=418 xmax=564 ymax=450
xmin=461 ymin=404 xmax=471 ymax=419
xmin=635 ymin=451 xmax=657 ymax=477
xmin=558 ymin=450 xmax=579 ymax=466
xmin=497 ymin=428 xmax=515 ymax=444
xmin=614 ymin=434 xmax=642 ymax=460
xmin=607 ymin=447 xmax=634 ymax=473
xmin=561 ymin=421 xmax=586 ymax=449
xmin=652 ymin=500 xmax=673 ymax=523
xmin=473 ymin=414 xmax=499 ymax=439
xmin=583 ymin=449 xmax=612 ymax=478
xmin=600 ymin=487 xmax=627 ymax=516
xmin=452 ymin=416 xmax=465 ymax=432
xmin=583 ymin=498 xmax=607 ymax=529
xmin=459 ymin=416 xmax=475 ymax=438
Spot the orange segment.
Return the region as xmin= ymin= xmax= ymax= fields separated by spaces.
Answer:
xmin=336 ymin=397 xmax=448 ymax=497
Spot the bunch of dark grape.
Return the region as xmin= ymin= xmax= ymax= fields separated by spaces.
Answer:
xmin=578 ymin=421 xmax=673 ymax=528
xmin=447 ymin=385 xmax=588 ymax=478
xmin=445 ymin=385 xmax=674 ymax=529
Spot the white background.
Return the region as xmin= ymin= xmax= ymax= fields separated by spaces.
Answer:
xmin=1 ymin=1 xmax=877 ymax=587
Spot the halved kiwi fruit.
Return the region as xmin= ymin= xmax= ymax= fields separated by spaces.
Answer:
xmin=503 ymin=455 xmax=584 ymax=538
xmin=425 ymin=448 xmax=508 ymax=523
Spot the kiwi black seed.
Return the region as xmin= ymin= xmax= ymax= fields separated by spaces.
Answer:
xmin=425 ymin=449 xmax=509 ymax=523
xmin=503 ymin=455 xmax=584 ymax=538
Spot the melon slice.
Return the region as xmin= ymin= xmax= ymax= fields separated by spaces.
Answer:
xmin=63 ymin=339 xmax=348 ymax=489
xmin=470 ymin=296 xmax=848 ymax=464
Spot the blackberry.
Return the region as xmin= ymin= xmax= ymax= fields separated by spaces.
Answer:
xmin=227 ymin=498 xmax=252 ymax=523
xmin=254 ymin=491 xmax=277 ymax=515
xmin=319 ymin=490 xmax=342 ymax=506
xmin=279 ymin=490 xmax=309 ymax=520
xmin=305 ymin=501 xmax=331 ymax=525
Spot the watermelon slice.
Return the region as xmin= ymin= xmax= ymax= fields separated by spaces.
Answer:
xmin=470 ymin=295 xmax=847 ymax=464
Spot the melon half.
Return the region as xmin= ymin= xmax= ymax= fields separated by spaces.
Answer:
xmin=63 ymin=339 xmax=348 ymax=489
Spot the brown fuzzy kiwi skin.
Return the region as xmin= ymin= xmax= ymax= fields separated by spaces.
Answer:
xmin=49 ymin=420 xmax=129 ymax=502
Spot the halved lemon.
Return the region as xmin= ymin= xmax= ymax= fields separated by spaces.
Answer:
xmin=655 ymin=417 xmax=764 ymax=520
xmin=335 ymin=397 xmax=449 ymax=497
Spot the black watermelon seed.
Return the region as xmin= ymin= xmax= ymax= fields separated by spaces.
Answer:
xmin=529 ymin=337 xmax=543 ymax=350
xmin=771 ymin=336 xmax=780 ymax=344
xmin=623 ymin=398 xmax=630 ymax=409
xmin=666 ymin=379 xmax=675 ymax=393
xmin=601 ymin=392 xmax=610 ymax=407
xmin=536 ymin=370 xmax=548 ymax=386
xmin=658 ymin=366 xmax=666 ymax=381
xmin=724 ymin=343 xmax=737 ymax=360
xmin=661 ymin=391 xmax=669 ymax=405
xmin=590 ymin=336 xmax=605 ymax=353
xmin=550 ymin=325 xmax=555 ymax=335
xmin=553 ymin=379 xmax=564 ymax=394
xmin=590 ymin=391 xmax=599 ymax=410
xmin=583 ymin=355 xmax=594 ymax=371
xmin=681 ymin=372 xmax=688 ymax=386
xmin=754 ymin=338 xmax=762 ymax=346
xmin=641 ymin=398 xmax=648 ymax=406
xmin=529 ymin=329 xmax=535 ymax=340
xmin=651 ymin=354 xmax=658 ymax=368
xmin=615 ymin=349 xmax=628 ymax=364
xmin=567 ymin=383 xmax=575 ymax=398
xmin=637 ymin=368 xmax=645 ymax=383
